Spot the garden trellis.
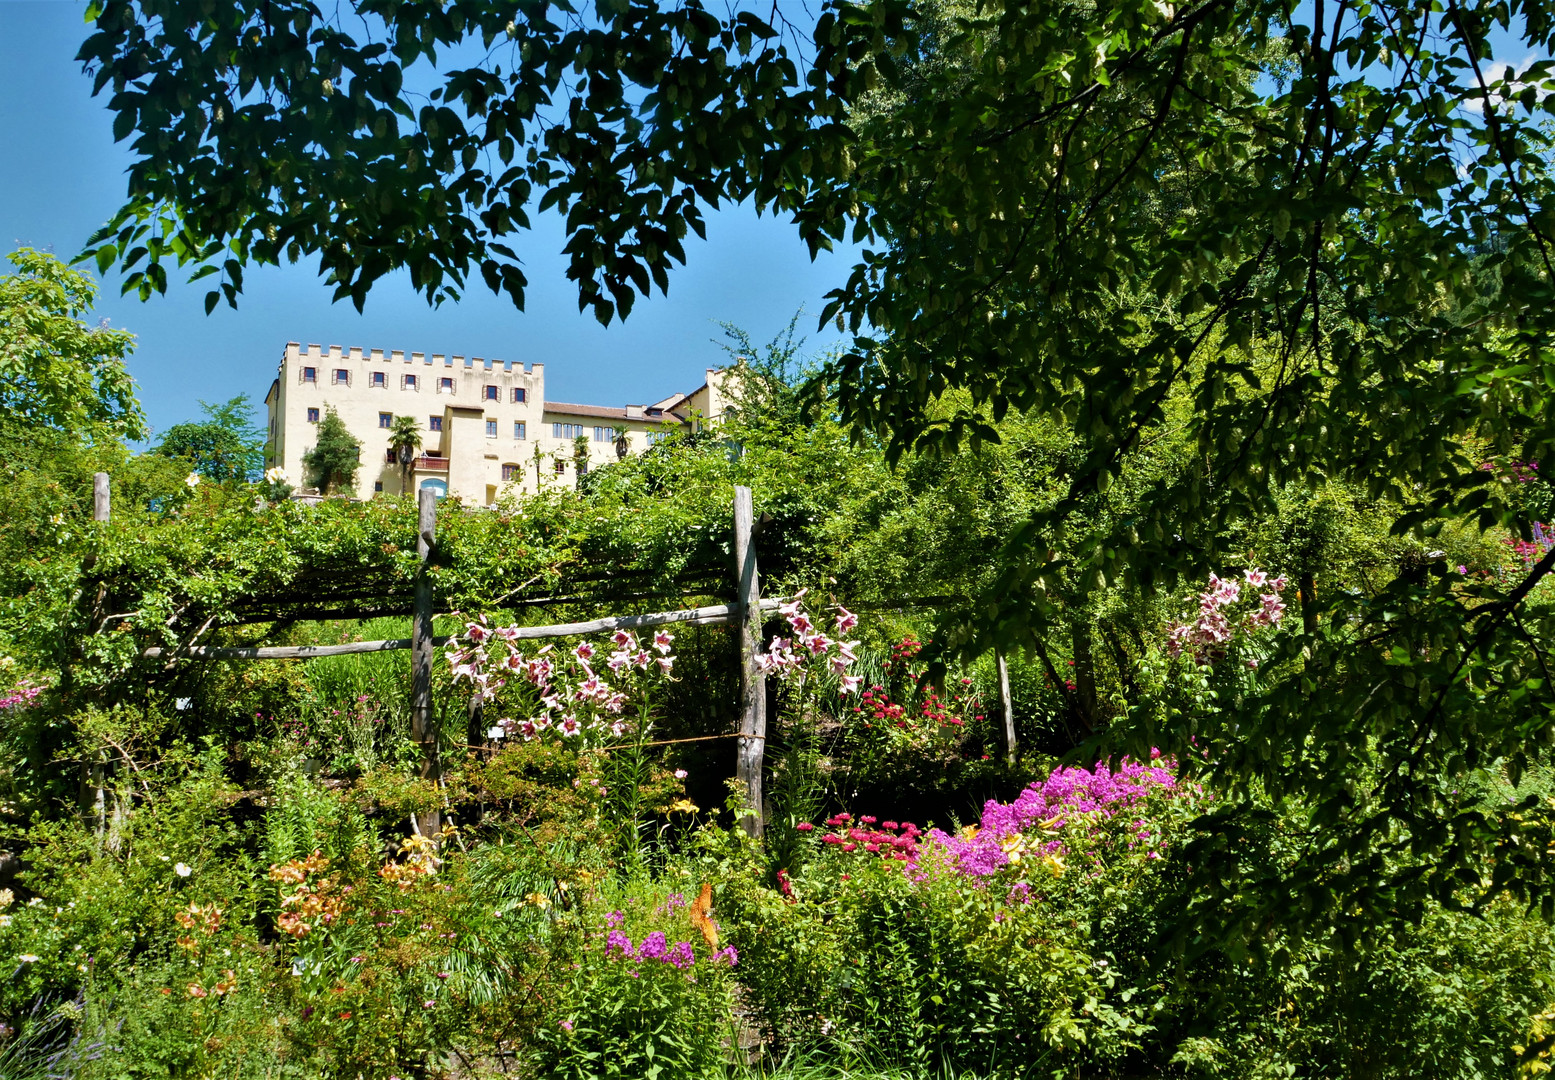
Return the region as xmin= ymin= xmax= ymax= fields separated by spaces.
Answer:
xmin=95 ymin=477 xmax=783 ymax=834
xmin=82 ymin=475 xmax=1019 ymax=835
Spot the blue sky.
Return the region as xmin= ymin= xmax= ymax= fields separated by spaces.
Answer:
xmin=0 ymin=1 xmax=860 ymax=441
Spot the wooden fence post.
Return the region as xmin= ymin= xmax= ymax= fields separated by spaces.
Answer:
xmin=93 ymin=472 xmax=110 ymax=522
xmin=87 ymin=473 xmax=112 ymax=834
xmin=411 ymin=487 xmax=441 ymax=837
xmin=997 ymin=651 xmax=1017 ymax=764
xmin=733 ymin=486 xmax=766 ymax=838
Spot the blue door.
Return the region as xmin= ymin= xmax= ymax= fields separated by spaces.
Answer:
xmin=419 ymin=478 xmax=448 ymax=498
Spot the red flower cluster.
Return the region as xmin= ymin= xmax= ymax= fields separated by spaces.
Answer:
xmin=918 ymin=688 xmax=965 ymax=727
xmin=855 ymin=686 xmax=908 ymax=727
xmin=1507 ymin=524 xmax=1552 ymax=567
xmin=819 ymin=813 xmax=922 ymax=860
xmin=887 ymin=637 xmax=924 ymax=667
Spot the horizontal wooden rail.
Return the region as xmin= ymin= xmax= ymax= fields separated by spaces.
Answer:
xmin=141 ymin=599 xmax=789 ymax=662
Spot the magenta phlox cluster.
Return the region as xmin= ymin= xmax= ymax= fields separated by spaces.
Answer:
xmin=0 ymin=678 xmax=45 ymax=712
xmin=636 ymin=931 xmax=668 ymax=960
xmin=445 ymin=618 xmax=674 ymax=744
xmin=925 ymin=757 xmax=1177 ymax=878
xmin=754 ymin=590 xmax=864 ymax=695
xmin=1166 ymin=569 xmax=1289 ymax=662
xmin=601 ymin=923 xmax=710 ymax=970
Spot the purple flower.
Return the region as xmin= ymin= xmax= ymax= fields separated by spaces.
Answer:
xmin=605 ymin=929 xmax=633 ymax=957
xmin=663 ymin=941 xmax=695 ymax=969
xmin=922 ymin=759 xmax=1177 ymax=878
xmin=636 ymin=931 xmax=667 ymax=961
xmin=712 ymin=945 xmax=739 ymax=967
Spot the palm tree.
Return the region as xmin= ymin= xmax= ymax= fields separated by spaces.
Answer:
xmin=388 ymin=414 xmax=423 ymax=495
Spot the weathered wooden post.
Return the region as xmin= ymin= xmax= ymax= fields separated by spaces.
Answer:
xmin=87 ymin=473 xmax=112 ymax=834
xmin=733 ymin=486 xmax=766 ymax=838
xmin=410 ymin=487 xmax=441 ymax=837
xmin=93 ymin=472 xmax=110 ymax=522
xmin=997 ymin=651 xmax=1017 ymax=764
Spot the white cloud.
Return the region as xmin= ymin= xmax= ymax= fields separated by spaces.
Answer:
xmin=1460 ymin=55 xmax=1547 ymax=115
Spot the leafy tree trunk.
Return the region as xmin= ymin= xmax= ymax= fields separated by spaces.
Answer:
xmin=1071 ymin=620 xmax=1098 ymax=731
xmin=1299 ymin=572 xmax=1319 ymax=635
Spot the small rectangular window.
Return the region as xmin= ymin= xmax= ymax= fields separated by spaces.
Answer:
xmin=302 ymin=366 xmax=317 ymax=383
xmin=514 ymin=421 xmax=526 ymax=440
xmin=484 ymin=385 xmax=499 ymax=401
xmin=554 ymin=459 xmax=566 ymax=474
xmin=385 ymin=448 xmax=397 ymax=463
xmin=332 ymin=368 xmax=350 ymax=386
xmin=378 ymin=412 xmax=392 ymax=428
xmin=485 ymin=420 xmax=498 ymax=438
xmin=403 ymin=374 xmax=418 ymax=390
xmin=429 ymin=416 xmax=443 ymax=432
xmin=501 ymin=463 xmax=520 ymax=482
xmin=370 ymin=371 xmax=386 ymax=387
xmin=552 ymin=422 xmax=561 ymax=439
xmin=439 ymin=377 xmax=454 ymax=394
xmin=307 ymin=407 xmax=320 ymax=423
xmin=373 ymin=481 xmax=384 ymax=492
xmin=511 ymin=387 xmax=527 ymax=403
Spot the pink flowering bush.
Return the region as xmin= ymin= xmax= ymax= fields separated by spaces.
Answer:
xmin=838 ymin=637 xmax=991 ymax=784
xmin=754 ymin=589 xmax=864 ymax=693
xmin=717 ymin=759 xmax=1192 ymax=1069
xmin=0 ymin=676 xmax=45 ymax=714
xmin=925 ymin=756 xmax=1178 ymax=878
xmin=446 ymin=619 xmax=677 ymax=747
xmin=445 ymin=619 xmax=696 ymax=861
xmin=1121 ymin=569 xmax=1300 ymax=774
xmin=529 ymin=889 xmax=737 ymax=1080
xmin=1165 ymin=568 xmax=1289 ymax=663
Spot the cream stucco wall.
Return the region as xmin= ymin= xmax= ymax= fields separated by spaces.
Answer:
xmin=264 ymin=342 xmax=724 ymax=505
xmin=266 ymin=342 xmax=545 ymax=501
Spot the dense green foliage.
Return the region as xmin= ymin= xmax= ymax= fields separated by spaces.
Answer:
xmin=303 ymin=407 xmax=365 ymax=495
xmin=0 ymin=249 xmax=144 ymax=443
xmin=387 ymin=414 xmax=423 ymax=493
xmin=8 ymin=0 xmax=1555 ymax=1070
xmin=153 ymin=395 xmax=266 ymax=483
xmin=3 ymin=358 xmax=1550 ymax=1074
xmin=73 ymin=0 xmax=1555 ymax=927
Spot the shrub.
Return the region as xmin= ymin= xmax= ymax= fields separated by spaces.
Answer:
xmin=528 ymin=886 xmax=738 ymax=1079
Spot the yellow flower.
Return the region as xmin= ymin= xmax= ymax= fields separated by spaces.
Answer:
xmin=524 ymin=892 xmax=551 ymax=909
xmin=669 ymin=799 xmax=699 ymax=814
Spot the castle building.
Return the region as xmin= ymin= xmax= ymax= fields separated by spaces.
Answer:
xmin=263 ymin=342 xmax=737 ymax=503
